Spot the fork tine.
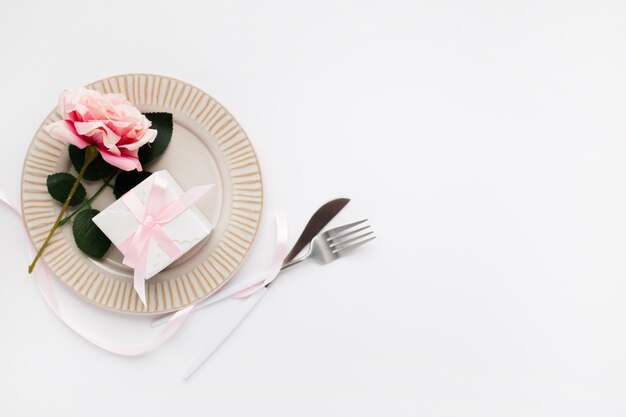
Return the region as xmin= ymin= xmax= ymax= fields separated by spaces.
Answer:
xmin=333 ymin=235 xmax=376 ymax=256
xmin=331 ymin=230 xmax=374 ymax=248
xmin=327 ymin=225 xmax=370 ymax=243
xmin=326 ymin=219 xmax=367 ymax=237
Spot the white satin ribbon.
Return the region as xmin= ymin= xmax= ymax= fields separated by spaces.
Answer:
xmin=1 ymin=188 xmax=287 ymax=375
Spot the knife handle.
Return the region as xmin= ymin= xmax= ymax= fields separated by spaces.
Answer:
xmin=182 ymin=287 xmax=268 ymax=379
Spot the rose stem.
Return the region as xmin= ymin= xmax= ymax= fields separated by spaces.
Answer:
xmin=27 ymin=146 xmax=99 ymax=273
xmin=58 ymin=172 xmax=116 ymax=227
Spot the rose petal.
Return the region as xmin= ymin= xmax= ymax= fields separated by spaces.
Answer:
xmin=100 ymin=124 xmax=122 ymax=149
xmin=100 ymin=150 xmax=143 ymax=172
xmin=44 ymin=120 xmax=91 ymax=148
xmin=74 ymin=121 xmax=104 ymax=136
xmin=119 ymin=128 xmax=157 ymax=151
xmin=75 ymin=121 xmax=121 ymax=149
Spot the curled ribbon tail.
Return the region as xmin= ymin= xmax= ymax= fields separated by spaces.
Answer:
xmin=131 ymin=234 xmax=151 ymax=306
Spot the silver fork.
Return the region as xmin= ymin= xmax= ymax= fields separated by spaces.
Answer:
xmin=182 ymin=220 xmax=375 ymax=379
xmin=280 ymin=219 xmax=375 ymax=271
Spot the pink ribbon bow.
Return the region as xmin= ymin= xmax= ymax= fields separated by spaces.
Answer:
xmin=118 ymin=175 xmax=212 ymax=305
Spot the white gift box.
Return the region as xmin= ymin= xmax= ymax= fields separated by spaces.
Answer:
xmin=93 ymin=170 xmax=213 ymax=281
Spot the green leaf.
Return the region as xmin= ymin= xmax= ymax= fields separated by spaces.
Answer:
xmin=72 ymin=209 xmax=111 ymax=259
xmin=138 ymin=112 xmax=173 ymax=166
xmin=68 ymin=145 xmax=117 ymax=181
xmin=113 ymin=170 xmax=152 ymax=199
xmin=46 ymin=173 xmax=86 ymax=206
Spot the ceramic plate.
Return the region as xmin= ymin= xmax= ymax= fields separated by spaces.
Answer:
xmin=21 ymin=74 xmax=263 ymax=314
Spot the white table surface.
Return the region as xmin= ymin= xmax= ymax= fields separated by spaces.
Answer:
xmin=1 ymin=1 xmax=625 ymax=416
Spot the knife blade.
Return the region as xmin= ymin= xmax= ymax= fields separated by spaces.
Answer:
xmin=282 ymin=197 xmax=350 ymax=265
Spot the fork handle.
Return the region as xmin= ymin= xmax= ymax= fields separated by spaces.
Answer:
xmin=280 ymin=256 xmax=307 ymax=271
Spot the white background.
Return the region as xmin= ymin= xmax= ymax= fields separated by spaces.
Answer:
xmin=1 ymin=0 xmax=625 ymax=416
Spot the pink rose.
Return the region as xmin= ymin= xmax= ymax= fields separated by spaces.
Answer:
xmin=44 ymin=88 xmax=157 ymax=171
